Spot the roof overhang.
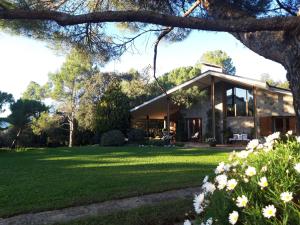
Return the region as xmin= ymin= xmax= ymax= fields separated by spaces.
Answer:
xmin=130 ymin=71 xmax=292 ymax=119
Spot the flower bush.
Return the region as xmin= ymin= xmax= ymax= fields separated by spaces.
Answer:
xmin=185 ymin=131 xmax=300 ymax=225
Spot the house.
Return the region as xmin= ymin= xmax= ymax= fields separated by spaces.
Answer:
xmin=130 ymin=66 xmax=295 ymax=143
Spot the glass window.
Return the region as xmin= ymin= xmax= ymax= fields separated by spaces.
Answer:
xmin=247 ymin=90 xmax=254 ymax=116
xmin=226 ymin=87 xmax=254 ymax=117
xmin=226 ymin=88 xmax=234 ymax=117
xmin=235 ymin=88 xmax=247 ymax=116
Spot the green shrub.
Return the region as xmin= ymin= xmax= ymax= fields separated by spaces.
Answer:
xmin=187 ymin=132 xmax=300 ymax=225
xmin=127 ymin=128 xmax=146 ymax=143
xmin=101 ymin=130 xmax=125 ymax=146
xmin=146 ymin=139 xmax=170 ymax=146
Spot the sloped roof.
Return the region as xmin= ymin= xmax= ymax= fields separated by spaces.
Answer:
xmin=130 ymin=70 xmax=291 ymax=114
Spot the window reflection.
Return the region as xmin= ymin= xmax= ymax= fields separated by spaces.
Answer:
xmin=226 ymin=87 xmax=254 ymax=117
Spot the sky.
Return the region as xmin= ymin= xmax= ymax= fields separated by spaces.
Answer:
xmin=0 ymin=30 xmax=287 ymax=100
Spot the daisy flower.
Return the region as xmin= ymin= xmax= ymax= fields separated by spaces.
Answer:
xmin=262 ymin=205 xmax=276 ymax=218
xmin=258 ymin=177 xmax=268 ymax=189
xmin=228 ymin=211 xmax=239 ymax=224
xmin=226 ymin=179 xmax=238 ymax=191
xmin=183 ymin=220 xmax=192 ymax=225
xmin=294 ymin=163 xmax=300 ymax=173
xmin=236 ymin=195 xmax=248 ymax=208
xmin=215 ymin=174 xmax=227 ymax=190
xmin=245 ymin=166 xmax=256 ymax=177
xmin=280 ymin=192 xmax=293 ymax=203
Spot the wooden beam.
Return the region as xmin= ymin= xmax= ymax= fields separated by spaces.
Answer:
xmin=253 ymin=87 xmax=258 ymax=138
xmin=146 ymin=115 xmax=150 ymax=137
xmin=222 ymin=82 xmax=227 ymax=144
xmin=167 ymin=98 xmax=170 ymax=135
xmin=211 ymin=76 xmax=216 ymax=139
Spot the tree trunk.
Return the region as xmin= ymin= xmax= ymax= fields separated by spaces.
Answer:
xmin=10 ymin=128 xmax=22 ymax=149
xmin=286 ymin=66 xmax=300 ymax=135
xmin=69 ymin=113 xmax=74 ymax=147
xmin=204 ymin=1 xmax=300 ymax=135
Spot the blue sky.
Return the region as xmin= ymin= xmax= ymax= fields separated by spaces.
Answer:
xmin=0 ymin=30 xmax=287 ymax=100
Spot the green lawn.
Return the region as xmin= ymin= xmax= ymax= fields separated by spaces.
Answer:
xmin=58 ymin=199 xmax=193 ymax=225
xmin=0 ymin=146 xmax=229 ymax=217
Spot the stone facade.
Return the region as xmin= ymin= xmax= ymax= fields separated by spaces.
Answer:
xmin=180 ymin=83 xmax=295 ymax=141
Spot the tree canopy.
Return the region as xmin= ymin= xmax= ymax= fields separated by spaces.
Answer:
xmin=198 ymin=50 xmax=236 ymax=75
xmin=0 ymin=91 xmax=14 ymax=113
xmin=1 ymin=0 xmax=300 ymax=132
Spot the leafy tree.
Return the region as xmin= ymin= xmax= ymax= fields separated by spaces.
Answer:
xmin=198 ymin=50 xmax=236 ymax=75
xmin=5 ymin=99 xmax=47 ymax=148
xmin=48 ymin=48 xmax=92 ymax=147
xmin=22 ymin=81 xmax=49 ymax=101
xmin=159 ymin=66 xmax=201 ymax=89
xmin=96 ymin=80 xmax=130 ymax=134
xmin=2 ymin=1 xmax=300 ymax=132
xmin=120 ymin=69 xmax=151 ymax=108
xmin=260 ymin=73 xmax=290 ymax=89
xmin=0 ymin=91 xmax=14 ymax=113
xmin=77 ymin=71 xmax=115 ymax=132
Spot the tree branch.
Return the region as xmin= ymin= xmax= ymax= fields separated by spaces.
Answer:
xmin=1 ymin=9 xmax=300 ymax=32
xmin=275 ymin=0 xmax=297 ymax=16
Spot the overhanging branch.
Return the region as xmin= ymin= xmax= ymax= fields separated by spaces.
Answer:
xmin=1 ymin=9 xmax=300 ymax=32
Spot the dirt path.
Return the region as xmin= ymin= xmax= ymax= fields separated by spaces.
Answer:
xmin=0 ymin=186 xmax=200 ymax=225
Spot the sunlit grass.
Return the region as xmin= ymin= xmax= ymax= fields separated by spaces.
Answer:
xmin=0 ymin=146 xmax=229 ymax=217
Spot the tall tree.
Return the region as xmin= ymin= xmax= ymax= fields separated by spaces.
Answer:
xmin=2 ymin=1 xmax=300 ymax=132
xmin=5 ymin=99 xmax=47 ymax=148
xmin=96 ymin=80 xmax=130 ymax=134
xmin=48 ymin=48 xmax=92 ymax=147
xmin=22 ymin=81 xmax=49 ymax=101
xmin=0 ymin=91 xmax=14 ymax=113
xmin=198 ymin=50 xmax=236 ymax=75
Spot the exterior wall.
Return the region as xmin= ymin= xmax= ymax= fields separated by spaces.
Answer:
xmin=180 ymin=82 xmax=224 ymax=141
xmin=226 ymin=117 xmax=254 ymax=135
xmin=256 ymin=89 xmax=295 ymax=117
xmin=179 ymin=83 xmax=295 ymax=141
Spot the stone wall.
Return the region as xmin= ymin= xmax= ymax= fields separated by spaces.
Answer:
xmin=256 ymin=89 xmax=295 ymax=117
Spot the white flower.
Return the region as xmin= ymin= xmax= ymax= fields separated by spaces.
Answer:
xmin=258 ymin=177 xmax=268 ymax=189
xmin=261 ymin=166 xmax=268 ymax=172
xmin=236 ymin=195 xmax=248 ymax=208
xmin=243 ymin=177 xmax=249 ymax=183
xmin=194 ymin=193 xmax=205 ymax=214
xmin=247 ymin=139 xmax=260 ymax=150
xmin=294 ymin=163 xmax=300 ymax=173
xmin=257 ymin=144 xmax=264 ymax=150
xmin=245 ymin=166 xmax=256 ymax=177
xmin=205 ymin=218 xmax=213 ymax=225
xmin=215 ymin=162 xmax=225 ymax=174
xmin=203 ymin=175 xmax=209 ymax=183
xmin=265 ymin=132 xmax=280 ymax=143
xmin=224 ymin=164 xmax=231 ymax=172
xmin=280 ymin=192 xmax=293 ymax=203
xmin=262 ymin=205 xmax=276 ymax=218
xmin=183 ymin=220 xmax=192 ymax=225
xmin=263 ymin=142 xmax=274 ymax=152
xmin=296 ymin=136 xmax=300 ymax=143
xmin=226 ymin=179 xmax=238 ymax=191
xmin=215 ymin=174 xmax=227 ymax=190
xmin=202 ymin=182 xmax=216 ymax=194
xmin=286 ymin=130 xmax=293 ymax=137
xmin=228 ymin=211 xmax=239 ymax=224
xmin=237 ymin=150 xmax=250 ymax=159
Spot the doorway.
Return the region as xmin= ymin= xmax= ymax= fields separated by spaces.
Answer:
xmin=186 ymin=118 xmax=202 ymax=141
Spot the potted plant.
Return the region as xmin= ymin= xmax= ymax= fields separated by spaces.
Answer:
xmin=206 ymin=137 xmax=217 ymax=147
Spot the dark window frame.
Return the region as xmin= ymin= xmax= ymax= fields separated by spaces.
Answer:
xmin=226 ymin=86 xmax=254 ymax=117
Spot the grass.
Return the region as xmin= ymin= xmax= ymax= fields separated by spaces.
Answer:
xmin=0 ymin=146 xmax=229 ymax=217
xmin=58 ymin=199 xmax=193 ymax=225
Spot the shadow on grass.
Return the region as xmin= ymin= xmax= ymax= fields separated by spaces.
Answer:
xmin=0 ymin=146 xmax=228 ymax=217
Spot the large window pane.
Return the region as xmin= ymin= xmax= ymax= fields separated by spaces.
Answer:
xmin=226 ymin=88 xmax=234 ymax=117
xmin=235 ymin=88 xmax=247 ymax=116
xmin=247 ymin=90 xmax=254 ymax=116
